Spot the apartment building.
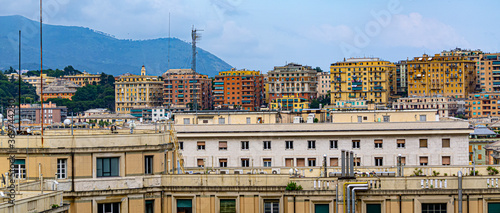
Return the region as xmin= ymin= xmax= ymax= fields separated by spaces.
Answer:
xmin=330 ymin=58 xmax=396 ymax=106
xmin=130 ymin=107 xmax=169 ymax=122
xmin=395 ymin=60 xmax=408 ymax=97
xmin=317 ymin=71 xmax=331 ymax=98
xmin=63 ymin=71 xmax=101 ymax=86
xmin=175 ymin=122 xmax=470 ymax=168
xmin=41 ymin=79 xmax=81 ymax=101
xmin=162 ymin=69 xmax=212 ymax=110
xmin=8 ymin=101 xmax=67 ymax=125
xmin=476 ymin=53 xmax=500 ymax=92
xmin=22 ymin=73 xmax=56 ymax=96
xmin=115 ymin=66 xmax=163 ymax=114
xmin=269 ymin=95 xmax=310 ymax=112
xmin=266 ymin=63 xmax=317 ymax=103
xmin=393 ymin=96 xmax=460 ymax=118
xmin=213 ymin=68 xmax=264 ymax=111
xmin=465 ymin=92 xmax=500 ymax=118
xmin=407 ymin=54 xmax=476 ymax=98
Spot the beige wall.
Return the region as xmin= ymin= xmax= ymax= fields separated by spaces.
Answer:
xmin=175 ymin=112 xmax=278 ymax=125
xmin=331 ymin=110 xmax=438 ymax=123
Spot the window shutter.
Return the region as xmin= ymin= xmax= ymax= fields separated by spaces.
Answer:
xmin=219 ymin=141 xmax=227 ymax=148
xmin=442 ymin=156 xmax=450 ymax=165
xmin=197 ymin=141 xmax=205 ymax=146
xmin=420 ymin=156 xmax=428 ymax=164
xmin=397 ymin=139 xmax=405 ymax=144
xmin=330 ymin=158 xmax=339 ymax=166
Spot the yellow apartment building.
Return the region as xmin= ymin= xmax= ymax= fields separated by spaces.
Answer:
xmin=63 ymin=71 xmax=101 ymax=86
xmin=115 ymin=66 xmax=163 ymax=114
xmin=330 ymin=58 xmax=396 ymax=106
xmin=269 ymin=95 xmax=310 ymax=112
xmin=407 ymin=54 xmax=476 ymax=98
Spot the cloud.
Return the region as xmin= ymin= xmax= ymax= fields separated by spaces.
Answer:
xmin=303 ymin=24 xmax=354 ymax=44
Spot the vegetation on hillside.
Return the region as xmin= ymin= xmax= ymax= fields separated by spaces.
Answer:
xmin=25 ymin=65 xmax=82 ymax=77
xmin=0 ymin=70 xmax=38 ymax=111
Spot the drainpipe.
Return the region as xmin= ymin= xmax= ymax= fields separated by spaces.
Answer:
xmin=398 ymin=194 xmax=402 ymax=213
xmin=341 ymin=150 xmax=346 ymax=178
xmin=349 ymin=151 xmax=354 ymax=178
xmin=336 ymin=183 xmax=338 ymax=213
xmin=351 ymin=186 xmax=368 ymax=213
xmin=293 ymin=195 xmax=296 ymax=213
xmin=71 ymin=150 xmax=75 ymax=192
xmin=458 ymin=171 xmax=462 ymax=213
xmin=344 ymin=183 xmax=368 ymax=213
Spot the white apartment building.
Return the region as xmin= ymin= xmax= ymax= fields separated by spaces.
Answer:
xmin=176 ymin=122 xmax=471 ymax=169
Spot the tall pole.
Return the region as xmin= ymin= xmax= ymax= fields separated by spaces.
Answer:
xmin=40 ymin=0 xmax=44 ymax=136
xmin=18 ymin=30 xmax=21 ymax=132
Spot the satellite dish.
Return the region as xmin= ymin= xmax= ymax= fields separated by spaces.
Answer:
xmin=63 ymin=119 xmax=71 ymax=125
xmin=26 ymin=128 xmax=31 ymax=133
xmin=129 ymin=122 xmax=136 ymax=129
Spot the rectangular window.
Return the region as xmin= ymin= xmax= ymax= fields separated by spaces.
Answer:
xmin=264 ymin=200 xmax=279 ymax=213
xmin=285 ymin=141 xmax=294 ymax=150
xmin=297 ymin=158 xmax=305 ymax=167
xmin=375 ymin=157 xmax=383 ymax=166
xmin=176 ymin=199 xmax=192 ymax=213
xmin=13 ymin=159 xmax=26 ymax=179
xmin=220 ymin=199 xmax=236 ymax=213
xmin=219 ymin=159 xmax=227 ymax=167
xmin=397 ymin=139 xmax=405 ymax=148
xmin=241 ymin=158 xmax=250 ymax=167
xmin=383 ymin=116 xmax=390 ymax=122
xmin=219 ymin=141 xmax=228 ymax=150
xmin=197 ymin=141 xmax=205 ymax=150
xmin=366 ymin=204 xmax=381 ymax=213
xmin=97 ymin=157 xmax=119 ymax=177
xmin=421 ymin=203 xmax=447 ymax=213
xmin=357 ymin=116 xmax=362 ymax=123
xmin=330 ymin=140 xmax=338 ymax=149
xmin=218 ymin=118 xmax=225 ymax=124
xmin=241 ymin=141 xmax=249 ymax=150
xmin=420 ymin=156 xmax=428 ymax=166
xmin=442 ymin=156 xmax=450 ymax=166
xmin=399 ymin=157 xmax=406 ymax=166
xmin=374 ymin=139 xmax=383 ymax=148
xmin=197 ymin=159 xmax=205 ymax=168
xmin=330 ymin=157 xmax=339 ymax=166
xmin=57 ymin=159 xmax=67 ymax=179
xmin=308 ymin=140 xmax=316 ymax=149
xmin=98 ymin=203 xmax=120 ymax=213
xmin=145 ymin=200 xmax=154 ymax=213
xmin=308 ymin=158 xmax=316 ymax=167
xmin=442 ymin=138 xmax=450 ymax=148
xmin=263 ymin=141 xmax=271 ymax=150
xmin=183 ymin=118 xmax=190 ymax=124
xmin=285 ymin=158 xmax=294 ymax=167
xmin=420 ymin=139 xmax=428 ymax=148
xmin=352 ymin=140 xmax=360 ymax=149
xmin=246 ymin=117 xmax=251 ymax=124
xmin=354 ymin=157 xmax=361 ymax=166
xmin=263 ymin=158 xmax=272 ymax=167
xmin=420 ymin=115 xmax=427 ymax=121
xmin=478 ymin=154 xmax=482 ymax=160
xmin=179 ymin=142 xmax=184 ymax=150
xmin=145 ymin=156 xmax=153 ymax=175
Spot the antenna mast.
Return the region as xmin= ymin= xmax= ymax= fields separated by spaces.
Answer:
xmin=191 ymin=26 xmax=202 ymax=111
xmin=40 ymin=0 xmax=44 ymax=137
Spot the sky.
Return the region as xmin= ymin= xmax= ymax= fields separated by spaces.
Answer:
xmin=1 ymin=0 xmax=499 ymax=73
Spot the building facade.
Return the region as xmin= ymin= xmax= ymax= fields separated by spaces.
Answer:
xmin=213 ymin=69 xmax=264 ymax=111
xmin=395 ymin=60 xmax=408 ymax=97
xmin=465 ymin=93 xmax=500 ymax=118
xmin=162 ymin=69 xmax=212 ymax=110
xmin=63 ymin=71 xmax=101 ymax=86
xmin=269 ymin=95 xmax=310 ymax=112
xmin=407 ymin=54 xmax=476 ymax=98
xmin=22 ymin=74 xmax=56 ymax=96
xmin=266 ymin=63 xmax=317 ymax=103
xmin=330 ymin=58 xmax=396 ymax=106
xmin=8 ymin=101 xmax=67 ymax=125
xmin=317 ymin=72 xmax=331 ymax=98
xmin=393 ymin=96 xmax=460 ymax=118
xmin=115 ymin=66 xmax=163 ymax=114
xmin=476 ymin=53 xmax=500 ymax=92
xmin=41 ymin=79 xmax=81 ymax=101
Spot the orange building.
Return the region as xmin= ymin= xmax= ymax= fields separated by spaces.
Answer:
xmin=41 ymin=79 xmax=81 ymax=101
xmin=213 ymin=68 xmax=264 ymax=110
xmin=476 ymin=53 xmax=500 ymax=92
xmin=162 ymin=69 xmax=212 ymax=110
xmin=465 ymin=93 xmax=500 ymax=118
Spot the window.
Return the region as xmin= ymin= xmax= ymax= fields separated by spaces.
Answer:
xmin=264 ymin=200 xmax=279 ymax=213
xmin=98 ymin=203 xmax=120 ymax=213
xmin=145 ymin=156 xmax=153 ymax=175
xmin=398 ymin=157 xmax=406 ymax=166
xmin=220 ymin=199 xmax=236 ymax=213
xmin=366 ymin=204 xmax=381 ymax=213
xmin=179 ymin=142 xmax=184 ymax=150
xmin=383 ymin=116 xmax=390 ymax=122
xmin=285 ymin=141 xmax=294 ymax=150
xmin=219 ymin=141 xmax=228 ymax=150
xmin=56 ymin=159 xmax=67 ymax=179
xmin=197 ymin=159 xmax=204 ymax=168
xmin=442 ymin=138 xmax=450 ymax=148
xmin=13 ymin=159 xmax=26 ymax=179
xmin=330 ymin=157 xmax=339 ymax=166
xmin=219 ymin=159 xmax=227 ymax=167
xmin=478 ymin=154 xmax=482 ymax=160
xmin=263 ymin=141 xmax=271 ymax=150
xmin=397 ymin=139 xmax=405 ymax=148
xmin=375 ymin=157 xmax=383 ymax=166
xmin=352 ymin=140 xmax=360 ymax=149
xmin=197 ymin=141 xmax=205 ymax=150
xmin=330 ymin=140 xmax=338 ymax=149
xmin=241 ymin=141 xmax=249 ymax=150
xmin=218 ymin=118 xmax=225 ymax=124
xmin=241 ymin=158 xmax=250 ymax=167
xmin=421 ymin=203 xmax=446 ymax=213
xmin=183 ymin=118 xmax=190 ymax=124
xmin=285 ymin=158 xmax=294 ymax=167
xmin=246 ymin=117 xmax=251 ymax=124
xmin=357 ymin=116 xmax=362 ymax=123
xmin=263 ymin=158 xmax=272 ymax=167
xmin=420 ymin=115 xmax=427 ymax=121
xmin=308 ymin=158 xmax=316 ymax=167
xmin=354 ymin=157 xmax=361 ymax=166
xmin=177 ymin=199 xmax=192 ymax=213
xmin=442 ymin=156 xmax=450 ymax=166
xmin=419 ymin=139 xmax=428 ymax=148
xmin=315 ymin=204 xmax=329 ymax=213
xmin=374 ymin=139 xmax=383 ymax=148
xmin=97 ymin=157 xmax=119 ymax=177
xmin=145 ymin=200 xmax=154 ymax=213
xmin=420 ymin=156 xmax=428 ymax=166
xmin=308 ymin=140 xmax=316 ymax=149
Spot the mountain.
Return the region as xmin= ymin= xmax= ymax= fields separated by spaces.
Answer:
xmin=0 ymin=15 xmax=232 ymax=76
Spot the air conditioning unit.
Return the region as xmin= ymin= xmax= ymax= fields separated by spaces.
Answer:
xmin=271 ymin=168 xmax=281 ymax=174
xmin=219 ymin=170 xmax=229 ymax=174
xmin=234 ymin=169 xmax=243 ymax=175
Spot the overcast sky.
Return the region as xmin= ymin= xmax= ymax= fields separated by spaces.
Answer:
xmin=1 ymin=0 xmax=499 ymax=72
